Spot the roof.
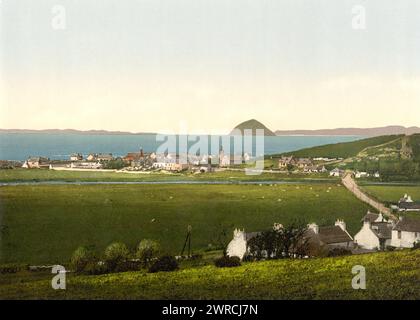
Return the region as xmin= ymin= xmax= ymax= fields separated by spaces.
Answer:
xmin=394 ymin=217 xmax=420 ymax=232
xmin=370 ymin=222 xmax=392 ymax=239
xmin=398 ymin=202 xmax=420 ymax=210
xmin=245 ymin=232 xmax=261 ymax=241
xmin=361 ymin=212 xmax=380 ymax=223
xmin=317 ymin=226 xmax=353 ymax=244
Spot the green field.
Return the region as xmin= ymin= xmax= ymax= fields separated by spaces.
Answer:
xmin=0 ymin=250 xmax=418 ymax=299
xmin=0 ymin=183 xmax=370 ymax=264
xmin=361 ymin=184 xmax=420 ymax=203
xmin=0 ymin=168 xmax=334 ymax=182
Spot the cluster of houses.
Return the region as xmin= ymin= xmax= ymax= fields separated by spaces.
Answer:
xmin=391 ymin=194 xmax=420 ymax=212
xmin=227 ymin=209 xmax=420 ymax=260
xmin=278 ymin=156 xmax=328 ymax=173
xmin=20 ymin=147 xmax=254 ymax=173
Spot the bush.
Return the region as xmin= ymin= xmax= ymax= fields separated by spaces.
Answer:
xmin=412 ymin=241 xmax=420 ymax=250
xmin=0 ymin=263 xmax=29 ymax=274
xmin=386 ymin=246 xmax=397 ymax=252
xmin=149 ymin=255 xmax=178 ymax=273
xmin=104 ymin=242 xmax=130 ymax=272
xmin=83 ymin=261 xmax=109 ymax=275
xmin=70 ymin=246 xmax=97 ymax=273
xmin=214 ymin=256 xmax=241 ymax=268
xmin=136 ymin=239 xmax=160 ymax=266
xmin=327 ymin=247 xmax=352 ymax=257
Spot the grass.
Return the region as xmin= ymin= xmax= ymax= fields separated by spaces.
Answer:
xmin=280 ymin=135 xmax=402 ymax=159
xmin=361 ymin=185 xmax=420 ymax=204
xmin=0 ymin=250 xmax=418 ymax=299
xmin=0 ymin=168 xmax=336 ymax=183
xmin=0 ymin=183 xmax=370 ymax=264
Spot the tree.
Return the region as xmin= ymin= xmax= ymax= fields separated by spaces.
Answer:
xmin=104 ymin=242 xmax=130 ymax=272
xmin=70 ymin=246 xmax=97 ymax=273
xmin=246 ymin=220 xmax=309 ymax=260
xmin=136 ymin=239 xmax=160 ymax=266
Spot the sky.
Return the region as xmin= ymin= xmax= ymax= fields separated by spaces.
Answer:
xmin=1 ymin=0 xmax=420 ymax=134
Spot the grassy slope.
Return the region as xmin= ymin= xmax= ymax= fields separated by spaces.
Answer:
xmin=0 ymin=183 xmax=370 ymax=264
xmin=0 ymin=250 xmax=418 ymax=299
xmin=280 ymin=135 xmax=402 ymax=158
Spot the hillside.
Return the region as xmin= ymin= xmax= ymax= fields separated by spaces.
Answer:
xmin=0 ymin=250 xmax=418 ymax=299
xmin=279 ymin=135 xmax=403 ymax=158
xmin=275 ymin=126 xmax=420 ymax=136
xmin=231 ymin=119 xmax=276 ymax=136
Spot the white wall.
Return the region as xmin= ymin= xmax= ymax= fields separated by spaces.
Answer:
xmin=391 ymin=230 xmax=420 ymax=248
xmin=354 ymin=224 xmax=380 ymax=250
xmin=226 ymin=231 xmax=247 ymax=260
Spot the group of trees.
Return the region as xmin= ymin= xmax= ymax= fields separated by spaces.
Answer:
xmin=245 ymin=220 xmax=310 ymax=261
xmin=70 ymin=239 xmax=178 ymax=275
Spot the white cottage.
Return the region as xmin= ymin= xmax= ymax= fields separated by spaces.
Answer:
xmin=354 ymin=212 xmax=392 ymax=250
xmin=226 ymin=220 xmax=353 ymax=260
xmin=390 ymin=217 xmax=420 ymax=248
xmin=354 ymin=212 xmax=420 ymax=250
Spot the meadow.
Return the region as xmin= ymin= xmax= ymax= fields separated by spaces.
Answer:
xmin=0 ymin=183 xmax=370 ymax=264
xmin=0 ymin=250 xmax=418 ymax=299
xmin=361 ymin=184 xmax=420 ymax=204
xmin=0 ymin=168 xmax=334 ymax=183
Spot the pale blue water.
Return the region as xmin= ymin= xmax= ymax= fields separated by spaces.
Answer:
xmin=0 ymin=133 xmax=363 ymax=161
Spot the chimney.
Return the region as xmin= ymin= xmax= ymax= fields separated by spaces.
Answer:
xmin=335 ymin=219 xmax=346 ymax=231
xmin=308 ymin=223 xmax=319 ymax=234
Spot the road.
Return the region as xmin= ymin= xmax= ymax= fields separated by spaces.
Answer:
xmin=342 ymin=173 xmax=396 ymax=220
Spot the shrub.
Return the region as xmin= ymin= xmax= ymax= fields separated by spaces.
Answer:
xmin=104 ymin=242 xmax=130 ymax=272
xmin=83 ymin=261 xmax=109 ymax=275
xmin=412 ymin=241 xmax=420 ymax=250
xmin=214 ymin=256 xmax=241 ymax=268
xmin=0 ymin=263 xmax=29 ymax=274
xmin=327 ymin=247 xmax=352 ymax=257
xmin=70 ymin=246 xmax=97 ymax=273
xmin=149 ymin=255 xmax=178 ymax=273
xmin=136 ymin=239 xmax=160 ymax=266
xmin=386 ymin=246 xmax=397 ymax=252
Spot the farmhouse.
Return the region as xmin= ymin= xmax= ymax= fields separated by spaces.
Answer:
xmin=390 ymin=217 xmax=420 ymax=248
xmin=354 ymin=212 xmax=420 ymax=249
xmin=226 ymin=220 xmax=353 ymax=260
xmin=329 ymin=168 xmax=344 ymax=177
xmin=397 ymin=194 xmax=420 ymax=212
xmin=24 ymin=157 xmax=50 ymax=169
xmin=354 ymin=212 xmax=392 ymax=250
xmin=70 ymin=153 xmax=83 ymax=161
xmin=97 ymin=153 xmax=114 ymax=161
xmin=278 ymin=156 xmax=295 ymax=170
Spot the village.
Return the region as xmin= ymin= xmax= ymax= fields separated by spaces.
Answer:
xmin=17 ymin=151 xmax=380 ymax=180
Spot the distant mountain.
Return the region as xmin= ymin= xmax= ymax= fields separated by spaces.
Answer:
xmin=231 ymin=119 xmax=276 ymax=136
xmin=275 ymin=126 xmax=420 ymax=137
xmin=0 ymin=129 xmax=156 ymax=135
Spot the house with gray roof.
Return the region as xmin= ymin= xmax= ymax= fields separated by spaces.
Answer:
xmin=355 ymin=211 xmax=420 ymax=250
xmin=354 ymin=212 xmax=393 ymax=250
xmin=226 ymin=220 xmax=353 ymax=260
xmin=390 ymin=216 xmax=420 ymax=248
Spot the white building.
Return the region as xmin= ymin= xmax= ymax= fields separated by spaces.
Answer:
xmin=390 ymin=217 xmax=420 ymax=248
xmin=354 ymin=212 xmax=392 ymax=250
xmin=354 ymin=212 xmax=420 ymax=250
xmin=226 ymin=220 xmax=353 ymax=260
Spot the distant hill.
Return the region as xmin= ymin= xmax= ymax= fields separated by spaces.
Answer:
xmin=231 ymin=119 xmax=276 ymax=136
xmin=275 ymin=126 xmax=420 ymax=137
xmin=278 ymin=135 xmax=404 ymax=158
xmin=0 ymin=129 xmax=156 ymax=135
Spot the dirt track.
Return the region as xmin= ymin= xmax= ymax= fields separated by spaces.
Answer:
xmin=342 ymin=173 xmax=396 ymax=220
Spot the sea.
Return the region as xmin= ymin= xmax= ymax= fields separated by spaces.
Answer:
xmin=0 ymin=133 xmax=363 ymax=161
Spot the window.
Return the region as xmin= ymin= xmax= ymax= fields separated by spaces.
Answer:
xmin=398 ymin=231 xmax=402 ymax=239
